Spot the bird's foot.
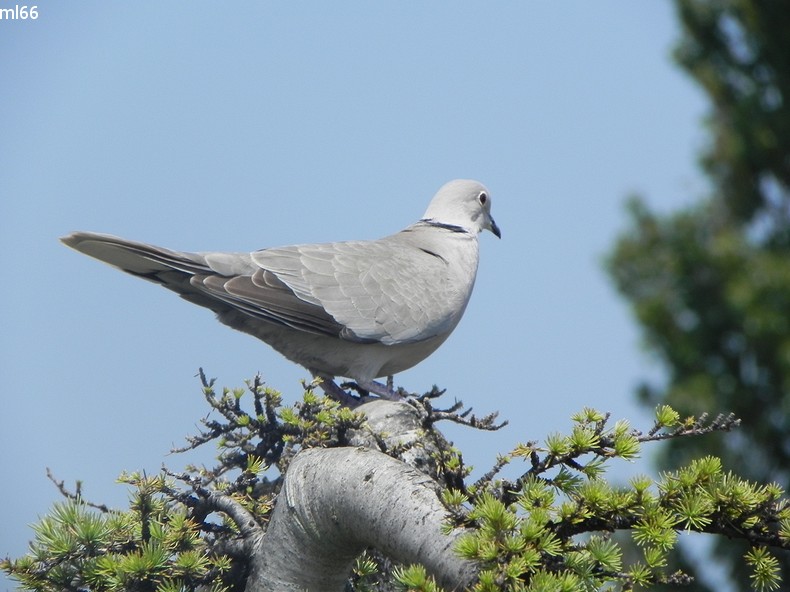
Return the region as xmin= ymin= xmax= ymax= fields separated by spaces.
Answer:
xmin=349 ymin=377 xmax=405 ymax=401
xmin=314 ymin=376 xmax=365 ymax=407
xmin=315 ymin=374 xmax=406 ymax=407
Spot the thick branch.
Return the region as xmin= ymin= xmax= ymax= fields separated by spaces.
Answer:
xmin=248 ymin=446 xmax=477 ymax=592
xmin=349 ymin=399 xmax=442 ymax=474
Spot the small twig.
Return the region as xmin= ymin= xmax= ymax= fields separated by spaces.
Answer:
xmin=472 ymin=454 xmax=512 ymax=492
xmin=46 ymin=468 xmax=112 ymax=513
xmin=414 ymin=385 xmax=447 ymax=401
xmin=415 ymin=396 xmax=508 ymax=431
xmin=197 ymin=367 xmax=216 ymax=389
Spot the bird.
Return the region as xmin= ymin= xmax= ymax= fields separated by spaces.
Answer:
xmin=61 ymin=179 xmax=500 ymax=404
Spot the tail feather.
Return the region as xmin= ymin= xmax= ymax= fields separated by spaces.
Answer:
xmin=60 ymin=231 xmax=228 ymax=311
xmin=60 ymin=232 xmax=209 ymax=275
xmin=60 ymin=231 xmax=345 ymax=337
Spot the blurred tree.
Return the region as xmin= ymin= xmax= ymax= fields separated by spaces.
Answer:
xmin=607 ymin=0 xmax=790 ymax=589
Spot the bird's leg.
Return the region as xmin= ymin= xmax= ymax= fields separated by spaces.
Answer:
xmin=353 ymin=378 xmax=403 ymax=401
xmin=313 ymin=375 xmax=362 ymax=407
xmin=317 ymin=373 xmax=403 ymax=403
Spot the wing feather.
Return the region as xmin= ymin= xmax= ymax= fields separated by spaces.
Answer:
xmin=251 ymin=230 xmax=454 ymax=344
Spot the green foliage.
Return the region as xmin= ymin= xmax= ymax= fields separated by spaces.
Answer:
xmin=441 ymin=407 xmax=789 ymax=591
xmin=673 ymin=0 xmax=790 ymax=225
xmin=0 ymin=492 xmax=229 ymax=592
xmin=745 ymin=547 xmax=782 ymax=592
xmin=349 ymin=553 xmax=391 ymax=592
xmin=607 ymin=1 xmax=790 ymax=588
xmin=2 ymin=375 xmax=366 ymax=592
xmin=4 ymin=375 xmax=790 ymax=592
xmin=393 ymin=565 xmax=441 ymax=592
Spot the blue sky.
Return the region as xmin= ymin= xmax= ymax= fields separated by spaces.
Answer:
xmin=1 ymin=2 xmax=710 ymax=588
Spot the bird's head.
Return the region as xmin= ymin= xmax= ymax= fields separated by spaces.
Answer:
xmin=422 ymin=179 xmax=501 ymax=238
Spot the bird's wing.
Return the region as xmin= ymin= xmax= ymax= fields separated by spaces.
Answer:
xmin=192 ymin=267 xmax=349 ymax=338
xmin=251 ymin=232 xmax=453 ymax=344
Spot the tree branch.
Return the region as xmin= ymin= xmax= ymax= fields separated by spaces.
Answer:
xmin=248 ymin=446 xmax=477 ymax=592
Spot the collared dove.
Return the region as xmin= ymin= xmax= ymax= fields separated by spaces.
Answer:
xmin=61 ymin=179 xmax=500 ymax=403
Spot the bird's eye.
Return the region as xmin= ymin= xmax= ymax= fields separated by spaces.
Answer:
xmin=478 ymin=192 xmax=488 ymax=205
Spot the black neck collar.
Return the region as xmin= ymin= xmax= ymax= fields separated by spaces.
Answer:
xmin=418 ymin=219 xmax=469 ymax=234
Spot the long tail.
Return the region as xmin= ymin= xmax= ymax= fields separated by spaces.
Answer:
xmin=60 ymin=231 xmax=222 ymax=310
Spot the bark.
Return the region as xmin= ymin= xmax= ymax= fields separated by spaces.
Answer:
xmin=247 ymin=446 xmax=477 ymax=592
xmin=348 ymin=399 xmax=444 ymax=476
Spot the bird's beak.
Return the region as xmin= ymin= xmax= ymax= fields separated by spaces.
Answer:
xmin=489 ymin=217 xmax=501 ymax=239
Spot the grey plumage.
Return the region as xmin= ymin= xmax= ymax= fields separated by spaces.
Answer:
xmin=61 ymin=179 xmax=500 ymax=401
